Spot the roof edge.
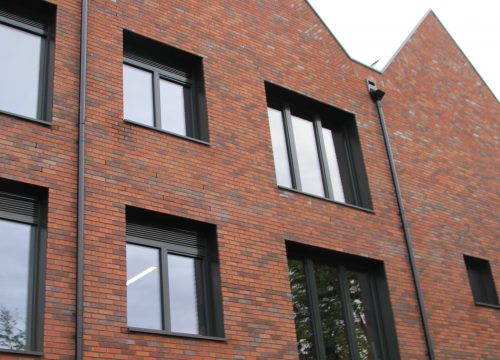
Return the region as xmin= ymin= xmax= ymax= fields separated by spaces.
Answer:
xmin=381 ymin=9 xmax=432 ymax=73
xmin=304 ymin=0 xmax=382 ymax=74
xmin=382 ymin=9 xmax=499 ymax=102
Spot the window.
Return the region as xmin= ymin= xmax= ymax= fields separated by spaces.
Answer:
xmin=123 ymin=31 xmax=208 ymax=142
xmin=0 ymin=0 xmax=55 ymax=122
xmin=287 ymin=243 xmax=399 ymax=360
xmin=266 ymin=83 xmax=372 ymax=209
xmin=0 ymin=180 xmax=46 ymax=353
xmin=464 ymin=255 xmax=499 ymax=307
xmin=126 ymin=208 xmax=223 ymax=338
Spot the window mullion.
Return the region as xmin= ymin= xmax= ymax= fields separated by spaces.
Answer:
xmin=338 ymin=265 xmax=360 ymax=360
xmin=198 ymin=257 xmax=209 ymax=335
xmin=303 ymin=257 xmax=327 ymax=359
xmin=161 ymin=247 xmax=171 ymax=332
xmin=314 ymin=116 xmax=334 ymax=199
xmin=153 ymin=71 xmax=162 ymax=129
xmin=283 ymin=104 xmax=302 ymax=191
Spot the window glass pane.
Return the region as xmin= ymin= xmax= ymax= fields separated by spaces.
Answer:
xmin=346 ymin=271 xmax=380 ymax=360
xmin=0 ymin=219 xmax=32 ymax=351
xmin=268 ymin=108 xmax=292 ymax=188
xmin=0 ymin=23 xmax=42 ymax=119
xmin=160 ymin=79 xmax=187 ymax=136
xmin=288 ymin=258 xmax=315 ymax=359
xmin=291 ymin=115 xmax=325 ymax=197
xmin=322 ymin=128 xmax=345 ymax=202
xmin=126 ymin=244 xmax=162 ymax=330
xmin=313 ymin=262 xmax=350 ymax=360
xmin=168 ymin=254 xmax=199 ymax=334
xmin=123 ymin=64 xmax=154 ymax=126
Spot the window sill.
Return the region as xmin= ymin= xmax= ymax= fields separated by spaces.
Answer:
xmin=0 ymin=348 xmax=43 ymax=357
xmin=277 ymin=186 xmax=375 ymax=214
xmin=124 ymin=119 xmax=210 ymax=146
xmin=128 ymin=327 xmax=227 ymax=342
xmin=0 ymin=109 xmax=51 ymax=126
xmin=475 ymin=302 xmax=500 ymax=310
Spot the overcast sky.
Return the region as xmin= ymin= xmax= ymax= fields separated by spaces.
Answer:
xmin=308 ymin=0 xmax=500 ymax=99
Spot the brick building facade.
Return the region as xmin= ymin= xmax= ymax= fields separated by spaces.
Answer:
xmin=0 ymin=1 xmax=498 ymax=359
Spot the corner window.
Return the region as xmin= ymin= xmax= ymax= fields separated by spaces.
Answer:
xmin=126 ymin=208 xmax=223 ymax=338
xmin=123 ymin=31 xmax=208 ymax=142
xmin=0 ymin=0 xmax=55 ymax=122
xmin=464 ymin=255 xmax=499 ymax=307
xmin=0 ymin=181 xmax=46 ymax=352
xmin=287 ymin=244 xmax=399 ymax=360
xmin=266 ymin=83 xmax=372 ymax=209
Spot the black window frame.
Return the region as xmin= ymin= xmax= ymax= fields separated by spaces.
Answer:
xmin=287 ymin=242 xmax=400 ymax=360
xmin=266 ymin=83 xmax=373 ymax=210
xmin=123 ymin=31 xmax=209 ymax=143
xmin=0 ymin=178 xmax=47 ymax=356
xmin=0 ymin=0 xmax=56 ymax=125
xmin=464 ymin=255 xmax=499 ymax=308
xmin=125 ymin=207 xmax=224 ymax=340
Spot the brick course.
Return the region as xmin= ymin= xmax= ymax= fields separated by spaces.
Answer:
xmin=0 ymin=1 xmax=497 ymax=359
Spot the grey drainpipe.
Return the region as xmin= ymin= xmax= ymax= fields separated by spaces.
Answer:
xmin=76 ymin=0 xmax=88 ymax=358
xmin=367 ymin=80 xmax=435 ymax=360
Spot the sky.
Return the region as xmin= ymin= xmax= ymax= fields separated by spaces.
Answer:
xmin=307 ymin=0 xmax=500 ymax=99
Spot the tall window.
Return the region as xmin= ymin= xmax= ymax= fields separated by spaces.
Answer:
xmin=0 ymin=0 xmax=55 ymax=122
xmin=287 ymin=244 xmax=399 ymax=360
xmin=464 ymin=255 xmax=499 ymax=307
xmin=0 ymin=181 xmax=46 ymax=353
xmin=126 ymin=208 xmax=223 ymax=338
xmin=123 ymin=31 xmax=208 ymax=141
xmin=266 ymin=83 xmax=372 ymax=209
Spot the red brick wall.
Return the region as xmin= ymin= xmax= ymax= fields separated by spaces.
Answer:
xmin=383 ymin=12 xmax=500 ymax=360
xmin=79 ymin=0 xmax=426 ymax=358
xmin=0 ymin=1 xmax=81 ymax=359
xmin=2 ymin=1 xmax=497 ymax=360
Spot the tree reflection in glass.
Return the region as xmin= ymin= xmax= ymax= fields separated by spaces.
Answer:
xmin=288 ymin=258 xmax=315 ymax=359
xmin=313 ymin=263 xmax=350 ymax=360
xmin=347 ymin=271 xmax=379 ymax=360
xmin=0 ymin=219 xmax=32 ymax=350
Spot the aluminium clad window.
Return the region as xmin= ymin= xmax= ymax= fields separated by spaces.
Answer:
xmin=123 ymin=31 xmax=208 ymax=142
xmin=126 ymin=208 xmax=224 ymax=338
xmin=287 ymin=244 xmax=400 ymax=360
xmin=464 ymin=255 xmax=499 ymax=307
xmin=266 ymin=83 xmax=372 ymax=209
xmin=0 ymin=0 xmax=55 ymax=122
xmin=0 ymin=181 xmax=46 ymax=353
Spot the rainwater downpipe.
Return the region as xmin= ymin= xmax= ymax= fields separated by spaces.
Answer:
xmin=366 ymin=80 xmax=435 ymax=360
xmin=76 ymin=0 xmax=88 ymax=358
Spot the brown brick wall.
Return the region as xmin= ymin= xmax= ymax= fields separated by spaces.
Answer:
xmin=0 ymin=0 xmax=81 ymax=359
xmin=383 ymin=12 xmax=500 ymax=360
xmin=0 ymin=1 xmax=497 ymax=359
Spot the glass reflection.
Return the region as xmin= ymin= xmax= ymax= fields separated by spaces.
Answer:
xmin=126 ymin=244 xmax=162 ymax=330
xmin=0 ymin=219 xmax=32 ymax=350
xmin=0 ymin=23 xmax=42 ymax=119
xmin=291 ymin=115 xmax=325 ymax=197
xmin=268 ymin=108 xmax=293 ymax=188
xmin=313 ymin=263 xmax=350 ymax=360
xmin=288 ymin=258 xmax=315 ymax=359
xmin=123 ymin=64 xmax=154 ymax=126
xmin=160 ymin=79 xmax=187 ymax=136
xmin=168 ymin=254 xmax=199 ymax=334
xmin=322 ymin=128 xmax=345 ymax=202
xmin=347 ymin=271 xmax=379 ymax=360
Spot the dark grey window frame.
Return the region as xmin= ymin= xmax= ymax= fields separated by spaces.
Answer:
xmin=0 ymin=179 xmax=47 ymax=355
xmin=123 ymin=31 xmax=209 ymax=143
xmin=126 ymin=208 xmax=224 ymax=340
xmin=464 ymin=255 xmax=499 ymax=309
xmin=287 ymin=243 xmax=400 ymax=360
xmin=266 ymin=83 xmax=372 ymax=209
xmin=0 ymin=1 xmax=56 ymax=125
